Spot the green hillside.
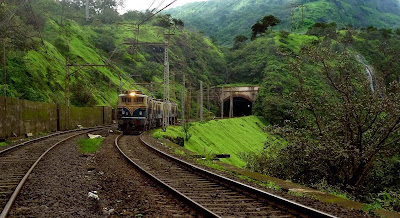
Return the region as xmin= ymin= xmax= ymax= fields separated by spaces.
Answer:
xmin=222 ymin=26 xmax=400 ymax=211
xmin=167 ymin=0 xmax=400 ymax=45
xmin=154 ymin=116 xmax=283 ymax=168
xmin=1 ymin=0 xmax=225 ymax=108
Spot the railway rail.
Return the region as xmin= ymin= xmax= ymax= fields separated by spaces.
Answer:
xmin=0 ymin=127 xmax=106 ymax=218
xmin=116 ymin=134 xmax=337 ymax=217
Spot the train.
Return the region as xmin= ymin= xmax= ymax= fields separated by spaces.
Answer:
xmin=117 ymin=90 xmax=178 ymax=134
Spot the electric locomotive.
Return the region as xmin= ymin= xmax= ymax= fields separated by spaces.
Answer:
xmin=117 ymin=90 xmax=178 ymax=134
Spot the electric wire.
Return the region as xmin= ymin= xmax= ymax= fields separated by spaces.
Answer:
xmin=138 ymin=0 xmax=177 ymax=26
xmin=153 ymin=0 xmax=167 ymax=13
xmin=146 ymin=0 xmax=157 ymax=12
xmin=137 ymin=0 xmax=157 ymax=25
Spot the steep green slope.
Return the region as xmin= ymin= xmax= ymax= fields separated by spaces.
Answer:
xmin=1 ymin=0 xmax=225 ymax=108
xmin=167 ymin=0 xmax=400 ymax=45
xmin=154 ymin=116 xmax=283 ymax=168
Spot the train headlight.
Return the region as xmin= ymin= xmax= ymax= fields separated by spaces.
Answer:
xmin=129 ymin=92 xmax=136 ymax=97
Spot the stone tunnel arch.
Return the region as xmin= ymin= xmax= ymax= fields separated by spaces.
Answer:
xmin=223 ymin=95 xmax=254 ymax=117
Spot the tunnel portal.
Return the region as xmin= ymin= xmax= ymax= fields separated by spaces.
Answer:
xmin=223 ymin=97 xmax=253 ymax=117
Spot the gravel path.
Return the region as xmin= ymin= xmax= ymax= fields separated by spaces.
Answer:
xmin=94 ymin=133 xmax=197 ymax=217
xmin=8 ymin=131 xmax=197 ymax=217
xmin=8 ymin=130 xmax=106 ymax=218
xmin=0 ymin=130 xmax=100 ymax=211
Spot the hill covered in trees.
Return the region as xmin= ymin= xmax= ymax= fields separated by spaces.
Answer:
xmin=167 ymin=0 xmax=400 ymax=45
xmin=221 ymin=21 xmax=400 ymax=211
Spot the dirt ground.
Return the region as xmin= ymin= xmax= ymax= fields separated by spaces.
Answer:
xmin=9 ymin=130 xmax=196 ymax=217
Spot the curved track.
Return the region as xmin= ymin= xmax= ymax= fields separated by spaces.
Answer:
xmin=116 ymin=134 xmax=337 ymax=217
xmin=0 ymin=127 xmax=105 ymax=217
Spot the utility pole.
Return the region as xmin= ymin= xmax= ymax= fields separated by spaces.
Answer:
xmin=186 ymin=85 xmax=191 ymax=121
xmin=290 ymin=3 xmax=295 ymax=32
xmin=290 ymin=3 xmax=307 ymax=31
xmin=2 ymin=39 xmax=6 ymax=98
xmin=220 ymin=87 xmax=224 ymax=118
xmin=65 ymin=56 xmax=70 ymax=130
xmin=199 ymin=81 xmax=203 ymax=121
xmin=181 ymin=75 xmax=185 ymax=126
xmin=298 ymin=4 xmax=307 ymax=24
xmin=162 ymin=25 xmax=175 ymax=131
xmin=2 ymin=39 xmax=7 ymax=138
xmin=119 ymin=73 xmax=122 ymax=94
xmin=229 ymin=90 xmax=233 ymax=118
xmin=162 ymin=41 xmax=169 ymax=131
xmin=207 ymin=86 xmax=210 ymax=112
xmin=85 ymin=0 xmax=90 ymax=21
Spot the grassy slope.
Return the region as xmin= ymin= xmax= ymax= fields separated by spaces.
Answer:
xmin=155 ymin=116 xmax=283 ymax=168
xmin=6 ymin=14 xmax=224 ymax=108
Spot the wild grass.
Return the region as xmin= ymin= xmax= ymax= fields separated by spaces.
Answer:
xmin=154 ymin=116 xmax=284 ymax=168
xmin=77 ymin=138 xmax=104 ymax=153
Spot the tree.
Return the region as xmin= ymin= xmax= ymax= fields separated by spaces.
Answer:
xmin=233 ymin=35 xmax=248 ymax=49
xmin=294 ymin=41 xmax=400 ymax=189
xmin=306 ymin=22 xmax=337 ymax=38
xmin=244 ymin=40 xmax=400 ymax=194
xmin=262 ymin=15 xmax=280 ymax=31
xmin=182 ymin=122 xmax=193 ymax=141
xmin=251 ymin=15 xmax=280 ymax=40
xmin=251 ymin=22 xmax=266 ymax=40
xmin=172 ymin=18 xmax=184 ymax=29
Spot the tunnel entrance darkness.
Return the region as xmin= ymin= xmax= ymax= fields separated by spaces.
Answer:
xmin=223 ymin=97 xmax=253 ymax=117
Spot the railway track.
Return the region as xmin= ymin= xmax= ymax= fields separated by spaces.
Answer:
xmin=116 ymin=134 xmax=337 ymax=217
xmin=0 ymin=127 xmax=106 ymax=218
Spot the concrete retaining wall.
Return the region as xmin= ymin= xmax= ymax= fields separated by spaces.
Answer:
xmin=0 ymin=96 xmax=113 ymax=138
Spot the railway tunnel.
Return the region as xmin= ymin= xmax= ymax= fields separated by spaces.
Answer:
xmin=215 ymin=86 xmax=259 ymax=118
xmin=223 ymin=97 xmax=253 ymax=117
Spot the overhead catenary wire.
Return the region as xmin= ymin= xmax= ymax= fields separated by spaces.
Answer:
xmin=136 ymin=0 xmax=166 ymax=25
xmin=153 ymin=0 xmax=167 ymax=12
xmin=146 ymin=0 xmax=157 ymax=12
xmin=138 ymin=0 xmax=177 ymax=26
xmin=137 ymin=0 xmax=157 ymax=25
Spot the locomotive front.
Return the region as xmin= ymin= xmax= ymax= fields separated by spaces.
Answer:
xmin=117 ymin=90 xmax=149 ymax=134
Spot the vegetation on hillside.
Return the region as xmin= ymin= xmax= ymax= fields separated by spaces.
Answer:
xmin=225 ymin=21 xmax=400 ymax=211
xmin=0 ymin=0 xmax=225 ymax=108
xmin=154 ymin=116 xmax=283 ymax=168
xmin=167 ymin=0 xmax=400 ymax=45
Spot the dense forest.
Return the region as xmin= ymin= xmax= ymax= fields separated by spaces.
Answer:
xmin=167 ymin=0 xmax=400 ymax=45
